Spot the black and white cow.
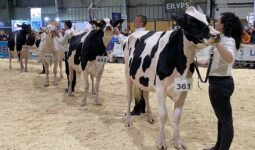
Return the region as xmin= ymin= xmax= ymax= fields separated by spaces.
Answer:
xmin=68 ymin=18 xmax=123 ymax=106
xmin=15 ymin=23 xmax=35 ymax=72
xmin=124 ymin=6 xmax=220 ymax=149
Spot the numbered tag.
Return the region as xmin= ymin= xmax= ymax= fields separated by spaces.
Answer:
xmin=44 ymin=53 xmax=54 ymax=63
xmin=174 ymin=78 xmax=193 ymax=91
xmin=22 ymin=45 xmax=29 ymax=50
xmin=96 ymin=56 xmax=108 ymax=64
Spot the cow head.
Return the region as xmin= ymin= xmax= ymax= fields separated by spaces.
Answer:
xmin=173 ymin=6 xmax=220 ymax=48
xmin=89 ymin=18 xmax=124 ymax=48
xmin=43 ymin=24 xmax=58 ymax=38
xmin=89 ymin=18 xmax=124 ymax=32
xmin=17 ymin=22 xmax=32 ymax=34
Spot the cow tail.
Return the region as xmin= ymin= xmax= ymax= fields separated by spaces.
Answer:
xmin=132 ymin=85 xmax=142 ymax=102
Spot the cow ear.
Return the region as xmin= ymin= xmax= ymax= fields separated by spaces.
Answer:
xmin=206 ymin=16 xmax=211 ymax=24
xmin=99 ymin=20 xmax=106 ymax=28
xmin=172 ymin=13 xmax=186 ymax=28
xmin=89 ymin=20 xmax=100 ymax=27
xmin=112 ymin=19 xmax=124 ymax=27
xmin=110 ymin=20 xmax=114 ymax=26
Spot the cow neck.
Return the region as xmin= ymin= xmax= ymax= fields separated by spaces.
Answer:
xmin=46 ymin=34 xmax=54 ymax=52
xmin=103 ymin=31 xmax=113 ymax=48
xmin=181 ymin=31 xmax=197 ymax=78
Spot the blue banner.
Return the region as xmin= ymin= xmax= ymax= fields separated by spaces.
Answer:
xmin=0 ymin=41 xmax=9 ymax=58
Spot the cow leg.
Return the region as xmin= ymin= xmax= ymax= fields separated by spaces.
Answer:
xmin=81 ymin=70 xmax=89 ymax=106
xmin=43 ymin=61 xmax=50 ymax=86
xmin=125 ymin=78 xmax=133 ymax=127
xmin=172 ymin=92 xmax=187 ymax=149
xmin=95 ymin=70 xmax=103 ymax=106
xmin=68 ymin=66 xmax=74 ymax=96
xmin=59 ymin=57 xmax=63 ymax=79
xmin=19 ymin=58 xmax=24 ymax=72
xmin=143 ymin=91 xmax=154 ymax=124
xmin=53 ymin=60 xmax=58 ymax=85
xmin=9 ymin=52 xmax=12 ymax=69
xmin=156 ymin=88 xmax=168 ymax=149
xmin=24 ymin=56 xmax=28 ymax=72
xmin=90 ymin=74 xmax=96 ymax=94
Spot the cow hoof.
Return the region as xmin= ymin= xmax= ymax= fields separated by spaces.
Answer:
xmin=68 ymin=92 xmax=74 ymax=96
xmin=25 ymin=69 xmax=28 ymax=72
xmin=125 ymin=122 xmax=132 ymax=127
xmin=44 ymin=84 xmax=50 ymax=87
xmin=172 ymin=139 xmax=186 ymax=150
xmin=81 ymin=99 xmax=87 ymax=106
xmin=95 ymin=102 xmax=102 ymax=106
xmin=158 ymin=146 xmax=167 ymax=150
xmin=147 ymin=118 xmax=155 ymax=124
xmin=80 ymin=102 xmax=87 ymax=107
xmin=125 ymin=114 xmax=132 ymax=127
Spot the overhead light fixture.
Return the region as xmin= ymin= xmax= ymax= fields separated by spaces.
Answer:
xmin=44 ymin=17 xmax=50 ymax=21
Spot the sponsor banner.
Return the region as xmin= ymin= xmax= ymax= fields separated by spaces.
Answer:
xmin=165 ymin=0 xmax=190 ymax=13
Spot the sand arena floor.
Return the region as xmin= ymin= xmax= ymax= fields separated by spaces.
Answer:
xmin=0 ymin=59 xmax=254 ymax=150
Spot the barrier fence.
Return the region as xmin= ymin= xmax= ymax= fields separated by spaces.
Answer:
xmin=0 ymin=41 xmax=38 ymax=60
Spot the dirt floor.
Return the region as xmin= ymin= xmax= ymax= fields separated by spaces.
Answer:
xmin=0 ymin=59 xmax=254 ymax=150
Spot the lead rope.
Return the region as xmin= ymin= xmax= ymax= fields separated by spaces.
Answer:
xmin=194 ymin=46 xmax=214 ymax=90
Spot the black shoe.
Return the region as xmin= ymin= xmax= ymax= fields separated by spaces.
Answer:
xmin=39 ymin=71 xmax=45 ymax=74
xmin=130 ymin=111 xmax=141 ymax=116
xmin=203 ymin=146 xmax=217 ymax=150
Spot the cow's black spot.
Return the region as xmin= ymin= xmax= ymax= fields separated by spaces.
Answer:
xmin=154 ymin=75 xmax=156 ymax=85
xmin=151 ymin=32 xmax=166 ymax=59
xmin=129 ymin=58 xmax=132 ymax=68
xmin=69 ymin=32 xmax=87 ymax=65
xmin=129 ymin=48 xmax=132 ymax=56
xmin=156 ymin=29 xmax=187 ymax=80
xmin=129 ymin=31 xmax=155 ymax=79
xmin=139 ymin=76 xmax=149 ymax=87
xmin=142 ymin=55 xmax=151 ymax=72
xmin=141 ymin=32 xmax=166 ymax=73
xmin=81 ymin=30 xmax=107 ymax=70
xmin=123 ymin=43 xmax=126 ymax=51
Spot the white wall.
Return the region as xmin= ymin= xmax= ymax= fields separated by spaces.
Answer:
xmin=214 ymin=0 xmax=254 ymax=19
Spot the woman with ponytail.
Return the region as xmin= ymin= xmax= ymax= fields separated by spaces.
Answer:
xmin=202 ymin=12 xmax=243 ymax=150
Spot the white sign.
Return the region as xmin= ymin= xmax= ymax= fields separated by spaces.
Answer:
xmin=30 ymin=8 xmax=42 ymax=31
xmin=236 ymin=45 xmax=255 ymax=61
xmin=165 ymin=0 xmax=190 ymax=13
xmin=174 ymin=78 xmax=193 ymax=91
xmin=96 ymin=56 xmax=108 ymax=64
